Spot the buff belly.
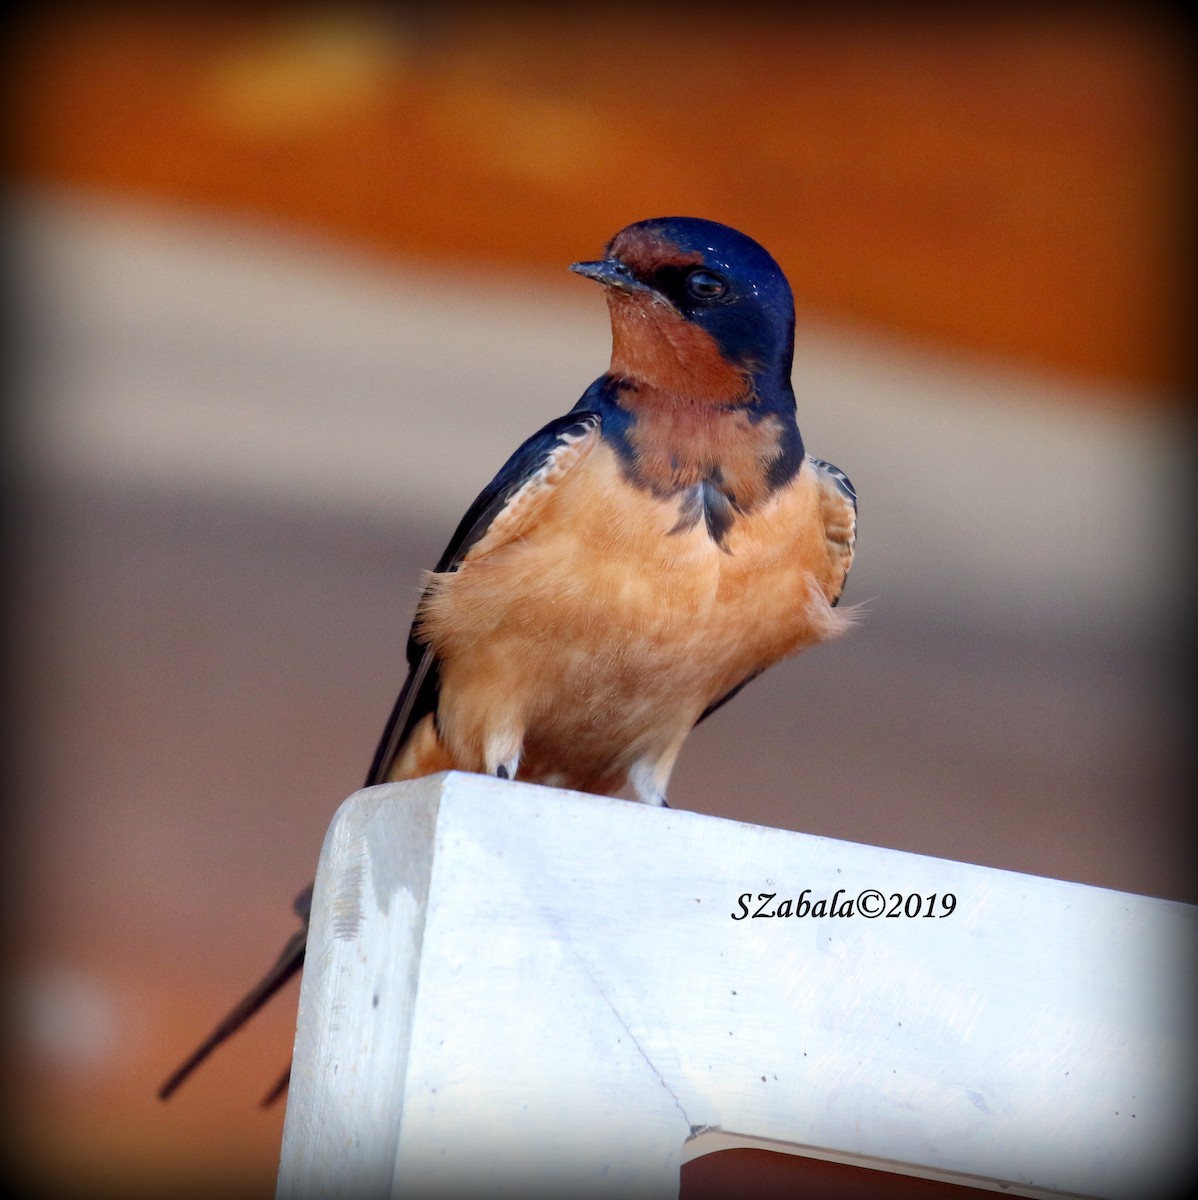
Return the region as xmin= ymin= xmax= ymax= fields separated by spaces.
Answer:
xmin=413 ymin=446 xmax=847 ymax=797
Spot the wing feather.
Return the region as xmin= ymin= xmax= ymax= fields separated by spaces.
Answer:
xmin=806 ymin=455 xmax=857 ymax=607
xmin=695 ymin=455 xmax=857 ymax=727
xmin=364 ymin=411 xmax=601 ymax=786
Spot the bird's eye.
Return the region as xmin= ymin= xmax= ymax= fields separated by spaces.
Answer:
xmin=685 ymin=269 xmax=728 ymax=300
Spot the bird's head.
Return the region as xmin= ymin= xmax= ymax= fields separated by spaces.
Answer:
xmin=571 ymin=216 xmax=795 ymax=404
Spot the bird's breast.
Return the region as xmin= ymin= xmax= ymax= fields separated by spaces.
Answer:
xmin=418 ymin=445 xmax=845 ymax=784
xmin=420 ymin=444 xmax=722 ymax=669
xmin=617 ymin=391 xmax=788 ymax=510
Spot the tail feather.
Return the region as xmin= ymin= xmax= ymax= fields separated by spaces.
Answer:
xmin=158 ymin=893 xmax=310 ymax=1101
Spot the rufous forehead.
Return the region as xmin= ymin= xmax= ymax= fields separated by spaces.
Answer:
xmin=608 ymin=226 xmax=706 ymax=276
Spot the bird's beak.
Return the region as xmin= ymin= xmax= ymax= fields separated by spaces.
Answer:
xmin=569 ymin=258 xmax=654 ymax=295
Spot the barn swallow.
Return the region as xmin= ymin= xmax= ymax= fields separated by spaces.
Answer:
xmin=159 ymin=216 xmax=857 ymax=1104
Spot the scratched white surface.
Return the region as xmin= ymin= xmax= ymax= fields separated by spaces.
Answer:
xmin=277 ymin=773 xmax=1196 ymax=1199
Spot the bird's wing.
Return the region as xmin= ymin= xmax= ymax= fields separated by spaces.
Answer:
xmin=805 ymin=455 xmax=857 ymax=607
xmin=158 ymin=414 xmax=602 ymax=1104
xmin=695 ymin=455 xmax=857 ymax=725
xmin=363 ymin=410 xmax=602 ymax=786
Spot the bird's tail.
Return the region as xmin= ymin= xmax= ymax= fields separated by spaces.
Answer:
xmin=158 ymin=885 xmax=312 ymax=1104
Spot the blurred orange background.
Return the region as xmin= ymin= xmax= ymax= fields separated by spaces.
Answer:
xmin=4 ymin=6 xmax=1191 ymax=1197
xmin=12 ymin=5 xmax=1191 ymax=394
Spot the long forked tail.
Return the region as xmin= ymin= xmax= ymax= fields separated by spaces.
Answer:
xmin=158 ymin=886 xmax=311 ymax=1103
